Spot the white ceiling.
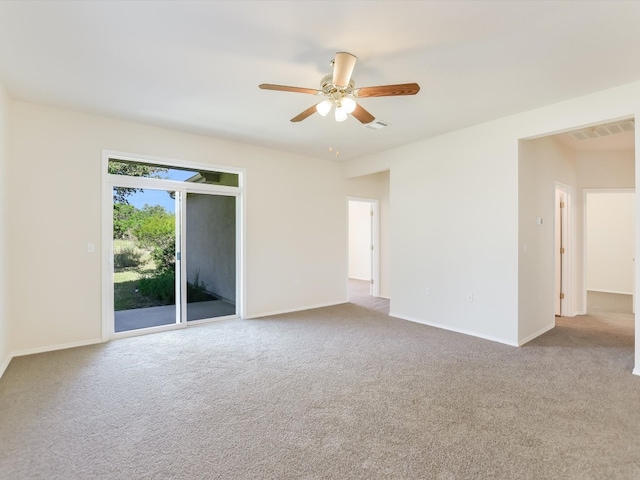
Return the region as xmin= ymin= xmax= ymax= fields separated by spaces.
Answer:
xmin=0 ymin=1 xmax=639 ymax=161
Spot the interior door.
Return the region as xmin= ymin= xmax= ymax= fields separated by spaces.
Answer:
xmin=554 ymin=188 xmax=569 ymax=317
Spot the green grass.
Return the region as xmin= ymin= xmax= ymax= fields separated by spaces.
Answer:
xmin=113 ymin=239 xmax=162 ymax=310
xmin=113 ymin=239 xmax=215 ymax=311
xmin=113 ymin=279 xmax=168 ymax=311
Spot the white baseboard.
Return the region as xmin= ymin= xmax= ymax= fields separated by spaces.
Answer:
xmin=0 ymin=353 xmax=11 ymax=379
xmin=518 ymin=323 xmax=555 ymax=346
xmin=245 ymin=300 xmax=347 ymax=320
xmin=587 ymin=289 xmax=633 ymax=296
xmin=1 ymin=338 xmax=104 ymax=380
xmin=633 ymin=368 xmax=640 ymax=377
xmin=11 ymin=338 xmax=104 ymax=358
xmin=388 ymin=311 xmax=518 ymax=347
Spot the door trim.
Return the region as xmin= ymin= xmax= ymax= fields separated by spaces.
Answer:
xmin=554 ymin=182 xmax=574 ymax=317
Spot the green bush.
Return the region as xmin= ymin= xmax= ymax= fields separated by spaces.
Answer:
xmin=150 ymin=242 xmax=175 ymax=273
xmin=138 ymin=271 xmax=175 ymax=303
xmin=114 ymin=243 xmax=143 ymax=269
xmin=132 ymin=206 xmax=175 ymax=272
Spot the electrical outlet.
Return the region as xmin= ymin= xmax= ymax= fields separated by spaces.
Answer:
xmin=425 ymin=287 xmax=431 ymax=296
xmin=467 ymin=293 xmax=473 ymax=302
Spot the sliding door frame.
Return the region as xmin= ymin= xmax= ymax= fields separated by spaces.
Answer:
xmin=102 ymin=150 xmax=245 ymax=341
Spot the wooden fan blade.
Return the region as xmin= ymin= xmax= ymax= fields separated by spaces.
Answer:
xmin=354 ymin=83 xmax=420 ymax=98
xmin=290 ymin=104 xmax=318 ymax=122
xmin=332 ymin=52 xmax=357 ymax=87
xmin=259 ymin=84 xmax=321 ymax=95
xmin=351 ymin=103 xmax=375 ymax=124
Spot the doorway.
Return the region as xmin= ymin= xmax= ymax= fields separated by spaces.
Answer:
xmin=519 ymin=119 xmax=636 ymax=373
xmin=105 ymin=154 xmax=242 ymax=339
xmin=348 ymin=198 xmax=379 ymax=297
xmin=584 ymin=190 xmax=635 ymax=314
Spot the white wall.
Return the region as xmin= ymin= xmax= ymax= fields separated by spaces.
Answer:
xmin=577 ymin=151 xmax=635 ymax=188
xmin=345 ymin=80 xmax=640 ymax=358
xmin=346 ymin=171 xmax=390 ymax=297
xmin=347 ymin=125 xmax=520 ymax=346
xmin=586 ymin=192 xmax=635 ymax=294
xmin=7 ymin=101 xmax=347 ymax=354
xmin=518 ymin=136 xmax=576 ymax=341
xmin=0 ymin=81 xmax=9 ymax=376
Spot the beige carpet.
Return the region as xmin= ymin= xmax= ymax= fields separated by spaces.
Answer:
xmin=0 ymin=287 xmax=638 ymax=479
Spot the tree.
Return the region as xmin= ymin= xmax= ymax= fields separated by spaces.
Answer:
xmin=132 ymin=205 xmax=176 ymax=272
xmin=113 ymin=203 xmax=138 ymax=239
xmin=109 ymin=160 xmax=168 ymax=204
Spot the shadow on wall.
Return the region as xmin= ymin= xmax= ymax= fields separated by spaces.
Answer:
xmin=186 ymin=194 xmax=236 ymax=304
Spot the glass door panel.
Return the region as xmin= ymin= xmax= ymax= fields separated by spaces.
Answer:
xmin=185 ymin=193 xmax=237 ymax=321
xmin=113 ymin=187 xmax=179 ymax=332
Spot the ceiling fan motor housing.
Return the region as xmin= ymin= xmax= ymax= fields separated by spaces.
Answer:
xmin=320 ymin=74 xmax=355 ymax=101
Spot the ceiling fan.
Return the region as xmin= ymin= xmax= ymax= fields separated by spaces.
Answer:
xmin=259 ymin=52 xmax=420 ymax=124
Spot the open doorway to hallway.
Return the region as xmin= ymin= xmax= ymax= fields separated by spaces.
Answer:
xmin=348 ymin=198 xmax=377 ymax=297
xmin=518 ymin=118 xmax=635 ymax=371
xmin=550 ymin=121 xmax=635 ymax=363
xmin=346 ymin=170 xmax=390 ymax=308
xmin=347 ymin=199 xmax=389 ymax=314
xmin=584 ymin=190 xmax=635 ymax=316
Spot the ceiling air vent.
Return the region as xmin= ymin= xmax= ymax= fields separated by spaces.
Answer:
xmin=363 ymin=120 xmax=390 ymax=131
xmin=569 ymin=120 xmax=634 ymax=141
xmin=620 ymin=120 xmax=635 ymax=132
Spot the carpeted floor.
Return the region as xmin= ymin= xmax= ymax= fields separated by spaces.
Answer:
xmin=0 ymin=286 xmax=638 ymax=479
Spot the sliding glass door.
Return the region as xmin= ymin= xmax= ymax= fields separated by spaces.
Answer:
xmin=107 ymin=156 xmax=241 ymax=337
xmin=112 ymin=187 xmax=180 ymax=333
xmin=184 ymin=193 xmax=237 ymax=322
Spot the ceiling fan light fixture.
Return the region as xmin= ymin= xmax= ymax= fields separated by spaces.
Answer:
xmin=341 ymin=97 xmax=356 ymax=114
xmin=259 ymin=51 xmax=419 ymax=124
xmin=316 ymin=100 xmax=332 ymax=117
